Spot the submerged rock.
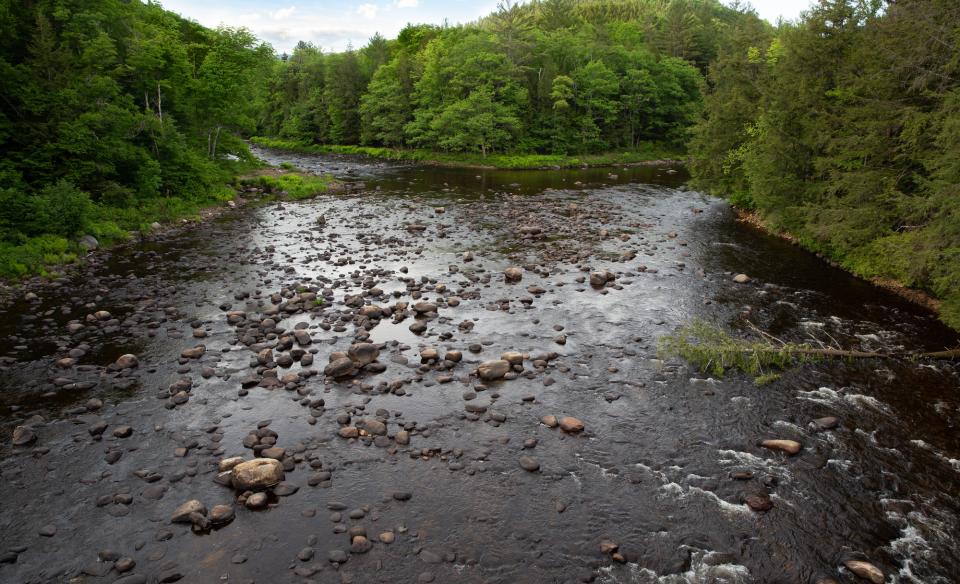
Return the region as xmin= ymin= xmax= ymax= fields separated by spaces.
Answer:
xmin=231 ymin=458 xmax=284 ymax=491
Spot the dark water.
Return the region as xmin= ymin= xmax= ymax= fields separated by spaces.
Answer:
xmin=0 ymin=148 xmax=957 ymax=584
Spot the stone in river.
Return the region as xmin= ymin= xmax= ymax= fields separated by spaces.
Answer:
xmin=733 ymin=274 xmax=751 ymax=284
xmin=761 ymin=439 xmax=802 ymax=455
xmin=519 ymin=456 xmax=540 ymax=472
xmin=477 ymin=360 xmax=510 ymax=381
xmin=500 ymin=351 xmax=524 ymax=364
xmin=844 ymin=560 xmax=884 ymax=584
xmin=115 ymin=354 xmax=139 ymax=369
xmin=813 ymin=416 xmax=839 ymax=430
xmin=379 ymin=531 xmax=396 ymax=544
xmin=558 ymin=417 xmax=584 ymax=433
xmin=348 ymin=343 xmax=380 ymax=366
xmin=171 ymin=500 xmax=206 ymax=523
xmin=218 ymin=457 xmax=245 ymax=472
xmin=209 ymin=505 xmax=235 ymax=525
xmin=395 ymin=430 xmax=410 ymax=445
xmin=325 ymin=357 xmax=355 ymax=378
xmin=744 ymin=493 xmax=773 ymax=512
xmin=540 ymin=415 xmax=558 ymax=428
xmin=231 ymin=458 xmax=284 ymax=490
xmin=180 ymin=345 xmax=206 ymax=359
xmin=338 ymin=427 xmax=359 ymax=439
xmin=12 ymin=425 xmax=36 ymax=446
xmin=504 ymin=267 xmax=523 ymax=282
xmin=362 ymin=419 xmax=387 ymax=435
xmin=245 ymin=492 xmax=268 ymax=509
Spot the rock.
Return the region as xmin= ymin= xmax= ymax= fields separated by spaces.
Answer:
xmin=218 ymin=457 xmax=246 ymax=472
xmin=180 ymin=345 xmax=205 ymax=359
xmin=261 ymin=446 xmax=285 ymax=460
xmin=395 ymin=430 xmax=410 ymax=445
xmin=420 ymin=348 xmax=439 ymax=362
xmin=540 ymin=415 xmax=558 ymax=428
xmin=477 ymin=360 xmax=510 ymax=381
xmin=444 ymin=350 xmax=462 ymax=362
xmin=362 ymin=419 xmax=387 ymax=435
xmin=501 ymin=351 xmax=524 ymax=364
xmin=519 ymin=456 xmax=540 ymax=472
xmin=558 ymin=417 xmax=584 ymax=433
xmin=231 ymin=458 xmax=284 ymax=491
xmin=325 ymin=357 xmax=355 ymax=378
xmin=114 ymin=557 xmax=136 ymax=573
xmin=590 ymin=270 xmax=614 ymax=288
xmin=171 ymin=500 xmax=206 ymax=523
xmin=761 ymin=439 xmax=802 ymax=455
xmin=38 ymin=524 xmax=57 ymax=537
xmin=744 ymin=493 xmax=773 ymax=512
xmin=245 ymin=492 xmax=268 ymax=509
xmin=599 ymin=540 xmax=619 ymax=554
xmin=844 ymin=560 xmax=884 ymax=584
xmin=12 ymin=425 xmax=37 ymax=446
xmin=78 ymin=235 xmax=99 ymax=251
xmin=328 ymin=549 xmax=348 ymax=564
xmin=209 ymin=504 xmax=235 ymax=525
xmin=114 ymin=575 xmax=148 ymax=584
xmin=813 ymin=416 xmax=839 ymax=430
xmin=115 ymin=354 xmax=139 ymax=369
xmin=348 ymin=343 xmax=380 ymax=366
xmin=504 ymin=267 xmax=523 ymax=282
xmin=379 ymin=531 xmax=395 ymax=544
xmin=338 ymin=427 xmax=359 ymax=439
xmin=413 ymin=302 xmax=437 ymax=314
xmin=113 ymin=425 xmax=133 ymax=438
xmin=733 ymin=274 xmax=751 ymax=284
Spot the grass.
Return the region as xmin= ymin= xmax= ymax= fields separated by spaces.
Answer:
xmin=236 ymin=171 xmax=335 ymax=201
xmin=250 ymin=136 xmax=684 ymax=170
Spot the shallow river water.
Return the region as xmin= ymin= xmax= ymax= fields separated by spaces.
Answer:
xmin=1 ymin=148 xmax=958 ymax=584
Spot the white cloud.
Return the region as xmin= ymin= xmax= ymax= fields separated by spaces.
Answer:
xmin=270 ymin=6 xmax=296 ymax=20
xmin=395 ymin=0 xmax=419 ymax=7
xmin=357 ymin=3 xmax=379 ymax=19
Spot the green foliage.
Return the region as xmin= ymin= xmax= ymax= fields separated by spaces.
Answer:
xmin=0 ymin=0 xmax=273 ymax=278
xmin=240 ymin=173 xmax=334 ymax=201
xmin=690 ymin=0 xmax=960 ymax=331
xmin=251 ymin=136 xmax=681 ymax=169
xmin=256 ymin=0 xmax=748 ymax=157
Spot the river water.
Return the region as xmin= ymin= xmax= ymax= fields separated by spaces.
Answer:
xmin=0 ymin=147 xmax=958 ymax=583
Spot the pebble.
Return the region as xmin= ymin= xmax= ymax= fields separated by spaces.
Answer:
xmin=519 ymin=456 xmax=540 ymax=472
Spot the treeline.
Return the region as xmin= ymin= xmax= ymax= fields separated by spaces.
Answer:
xmin=0 ymin=0 xmax=272 ymax=276
xmin=258 ymin=0 xmax=766 ymax=156
xmin=689 ymin=0 xmax=960 ymax=328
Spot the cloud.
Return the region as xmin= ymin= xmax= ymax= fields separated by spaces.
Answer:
xmin=270 ymin=6 xmax=296 ymax=20
xmin=357 ymin=3 xmax=379 ymax=19
xmin=395 ymin=0 xmax=419 ymax=7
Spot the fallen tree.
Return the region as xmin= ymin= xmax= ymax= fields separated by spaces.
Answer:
xmin=657 ymin=321 xmax=960 ymax=383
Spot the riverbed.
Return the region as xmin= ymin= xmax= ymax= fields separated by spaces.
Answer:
xmin=1 ymin=147 xmax=958 ymax=584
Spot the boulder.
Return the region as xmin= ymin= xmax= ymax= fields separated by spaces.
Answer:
xmin=231 ymin=458 xmax=284 ymax=491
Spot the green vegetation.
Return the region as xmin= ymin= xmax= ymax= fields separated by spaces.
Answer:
xmin=0 ymin=0 xmax=274 ymax=278
xmin=257 ymin=1 xmax=765 ymax=159
xmin=238 ymin=172 xmax=335 ymax=201
xmin=251 ymin=137 xmax=680 ymax=169
xmin=689 ymin=0 xmax=960 ymax=330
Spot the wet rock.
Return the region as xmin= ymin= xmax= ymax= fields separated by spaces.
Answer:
xmin=519 ymin=456 xmax=540 ymax=472
xmin=114 ymin=354 xmax=140 ymax=369
xmin=12 ymin=425 xmax=37 ymax=446
xmin=590 ymin=270 xmax=614 ymax=288
xmin=540 ymin=415 xmax=558 ymax=428
xmin=325 ymin=357 xmax=355 ymax=378
xmin=115 ymin=557 xmax=136 ymax=573
xmin=504 ymin=267 xmax=523 ymax=282
xmin=444 ymin=350 xmax=462 ymax=362
xmin=813 ymin=416 xmax=839 ymax=431
xmin=231 ymin=458 xmax=284 ymax=490
xmin=744 ymin=493 xmax=773 ymax=512
xmin=501 ymin=351 xmax=524 ymax=364
xmin=338 ymin=427 xmax=360 ymax=439
xmin=180 ymin=345 xmax=206 ymax=359
xmin=733 ymin=274 xmax=751 ymax=284
xmin=328 ymin=549 xmax=348 ymax=564
xmin=761 ymin=439 xmax=802 ymax=455
xmin=245 ymin=492 xmax=268 ymax=509
xmin=844 ymin=560 xmax=884 ymax=584
xmin=218 ymin=457 xmax=245 ymax=472
xmin=348 ymin=343 xmax=380 ymax=366
xmin=379 ymin=531 xmax=395 ymax=544
xmin=395 ymin=430 xmax=410 ymax=445
xmin=558 ymin=417 xmax=584 ymax=433
xmin=209 ymin=505 xmax=235 ymax=525
xmin=599 ymin=540 xmax=619 ymax=554
xmin=113 ymin=425 xmax=133 ymax=438
xmin=171 ymin=500 xmax=206 ymax=523
xmin=478 ymin=360 xmax=510 ymax=381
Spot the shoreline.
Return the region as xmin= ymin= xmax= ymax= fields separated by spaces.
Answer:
xmin=733 ymin=207 xmax=942 ymax=316
xmin=249 ymin=137 xmax=686 ymax=171
xmin=0 ymin=173 xmax=345 ymax=307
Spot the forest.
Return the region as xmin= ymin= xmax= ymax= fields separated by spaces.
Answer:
xmin=0 ymin=0 xmax=958 ymax=329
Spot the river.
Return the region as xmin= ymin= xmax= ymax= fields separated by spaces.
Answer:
xmin=0 ymin=147 xmax=958 ymax=583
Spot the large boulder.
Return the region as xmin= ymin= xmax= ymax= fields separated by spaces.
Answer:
xmin=230 ymin=458 xmax=284 ymax=491
xmin=477 ymin=360 xmax=510 ymax=381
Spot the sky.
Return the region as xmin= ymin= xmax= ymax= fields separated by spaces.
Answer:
xmin=158 ymin=0 xmax=813 ymax=55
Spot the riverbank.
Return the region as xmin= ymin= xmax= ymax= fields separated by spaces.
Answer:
xmin=250 ymin=137 xmax=684 ymax=170
xmin=734 ymin=207 xmax=946 ymax=320
xmin=0 ymin=169 xmax=339 ymax=303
